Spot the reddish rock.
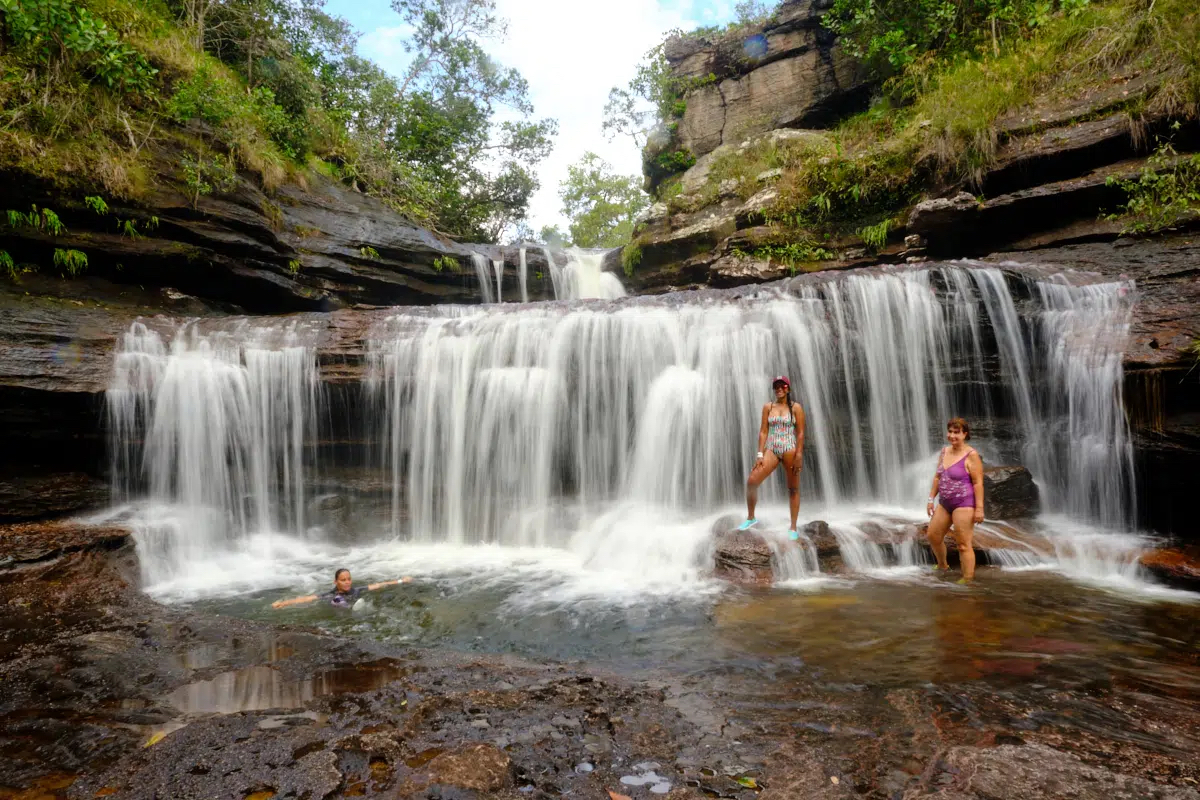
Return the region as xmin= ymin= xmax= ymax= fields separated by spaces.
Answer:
xmin=1139 ymin=545 xmax=1200 ymax=589
xmin=0 ymin=519 xmax=130 ymax=566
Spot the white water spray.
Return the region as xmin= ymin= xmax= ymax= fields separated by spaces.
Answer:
xmin=109 ymin=264 xmax=1142 ymax=589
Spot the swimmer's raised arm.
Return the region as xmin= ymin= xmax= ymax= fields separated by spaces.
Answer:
xmin=366 ymin=576 xmax=413 ymax=591
xmin=271 ymin=594 xmax=318 ymax=609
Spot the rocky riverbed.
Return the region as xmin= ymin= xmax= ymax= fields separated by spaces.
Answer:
xmin=3 ymin=518 xmax=1199 ymax=800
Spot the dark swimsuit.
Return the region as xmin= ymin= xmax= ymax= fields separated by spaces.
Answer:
xmin=321 ymin=587 xmax=365 ymax=608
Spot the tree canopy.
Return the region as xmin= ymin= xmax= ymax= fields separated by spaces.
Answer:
xmin=555 ymin=152 xmax=648 ymax=249
xmin=0 ymin=0 xmax=557 ymax=242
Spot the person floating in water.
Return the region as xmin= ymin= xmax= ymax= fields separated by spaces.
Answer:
xmin=738 ymin=375 xmax=806 ymax=538
xmin=271 ymin=568 xmax=412 ymax=609
xmin=926 ymin=417 xmax=985 ymax=583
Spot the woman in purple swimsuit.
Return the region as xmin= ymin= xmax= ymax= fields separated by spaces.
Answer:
xmin=926 ymin=418 xmax=985 ymax=583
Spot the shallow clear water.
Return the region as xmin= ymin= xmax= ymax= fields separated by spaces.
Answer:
xmin=174 ymin=515 xmax=1199 ymax=699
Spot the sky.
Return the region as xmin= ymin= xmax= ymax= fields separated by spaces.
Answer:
xmin=321 ymin=0 xmax=739 ymax=234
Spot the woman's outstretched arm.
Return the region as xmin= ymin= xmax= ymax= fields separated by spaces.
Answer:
xmin=366 ymin=576 xmax=414 ymax=591
xmin=272 ymin=594 xmax=318 ymax=609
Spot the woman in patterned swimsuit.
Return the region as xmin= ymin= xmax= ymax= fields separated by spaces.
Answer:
xmin=926 ymin=417 xmax=985 ymax=583
xmin=738 ymin=376 xmax=806 ymax=538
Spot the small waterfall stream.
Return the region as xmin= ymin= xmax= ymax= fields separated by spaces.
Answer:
xmin=108 ymin=263 xmax=1142 ymax=589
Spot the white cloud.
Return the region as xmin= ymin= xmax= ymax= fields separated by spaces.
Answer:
xmin=486 ymin=0 xmax=723 ymax=233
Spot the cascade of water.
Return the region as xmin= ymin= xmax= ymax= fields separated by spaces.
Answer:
xmin=558 ymin=249 xmax=627 ymax=300
xmin=108 ymin=263 xmax=1139 ymax=584
xmin=1030 ymin=277 xmax=1136 ymax=527
xmin=492 ymin=258 xmax=504 ymax=303
xmin=367 ymin=265 xmax=1136 ymax=549
xmin=471 ymin=254 xmax=494 ymax=304
xmin=544 ymin=246 xmax=565 ymax=300
xmin=107 ymin=322 xmax=318 ymax=582
xmin=518 ymin=248 xmax=529 ymax=303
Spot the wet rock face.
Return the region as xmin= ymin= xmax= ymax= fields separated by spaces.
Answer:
xmin=982 ymin=465 xmax=1040 ymax=519
xmin=0 ymin=472 xmax=109 ymax=522
xmin=0 ymin=144 xmax=558 ymax=315
xmin=664 ymin=0 xmax=870 ymax=161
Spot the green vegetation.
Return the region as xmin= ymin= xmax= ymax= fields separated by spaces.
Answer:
xmin=1 ymin=203 xmax=92 ymax=278
xmin=556 ymin=153 xmax=649 ymax=249
xmin=824 ymin=0 xmax=1094 ymax=77
xmin=0 ymin=0 xmax=556 ymax=242
xmin=181 ymin=149 xmax=238 ymax=209
xmin=621 ymin=240 xmax=642 ymax=277
xmin=52 ymin=248 xmax=88 ymax=274
xmin=734 ymin=241 xmax=836 ymax=274
xmin=432 ymin=255 xmax=458 ymax=273
xmin=358 ymin=245 xmax=379 ymax=260
xmin=662 ymin=0 xmax=1200 ymax=249
xmin=287 ymin=258 xmax=301 ymax=273
xmin=858 ymin=219 xmax=892 ymax=252
xmin=1105 ymin=139 xmax=1200 ymax=234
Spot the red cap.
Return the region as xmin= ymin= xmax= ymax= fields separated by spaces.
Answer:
xmin=772 ymin=375 xmax=790 ymax=388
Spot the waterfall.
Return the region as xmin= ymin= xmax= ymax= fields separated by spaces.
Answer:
xmin=107 ymin=263 xmax=1138 ymax=583
xmin=368 ymin=265 xmax=1136 ymax=544
xmin=545 ymin=246 xmax=565 ymax=300
xmin=558 ymin=248 xmax=626 ymax=300
xmin=518 ymin=248 xmax=529 ymax=303
xmin=473 ymin=247 xmax=624 ymax=303
xmin=107 ymin=321 xmax=319 ymax=582
xmin=471 ymin=254 xmax=494 ymax=304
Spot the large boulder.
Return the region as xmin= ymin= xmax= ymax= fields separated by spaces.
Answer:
xmin=712 ymin=517 xmax=775 ymax=584
xmin=983 ymin=466 xmax=1040 ymax=519
xmin=664 ymin=0 xmax=870 ymax=161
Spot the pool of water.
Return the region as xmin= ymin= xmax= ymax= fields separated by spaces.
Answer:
xmin=176 ymin=536 xmax=1200 ymax=732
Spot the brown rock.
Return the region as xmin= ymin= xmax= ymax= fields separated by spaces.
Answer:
xmin=906 ymin=192 xmax=980 ymax=240
xmin=0 ymin=519 xmax=131 ymax=565
xmin=712 ymin=516 xmax=775 ymax=584
xmin=801 ymin=520 xmax=837 ymax=555
xmin=665 ymin=0 xmax=869 ymax=160
xmin=982 ymin=465 xmax=1041 ymax=519
xmin=425 ymin=743 xmax=511 ymax=793
xmin=0 ymin=472 xmax=108 ymax=521
xmin=1139 ymin=545 xmax=1200 ymax=590
xmin=938 ymin=743 xmax=1200 ymax=800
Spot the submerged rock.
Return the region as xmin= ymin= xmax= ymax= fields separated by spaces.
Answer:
xmin=425 ymin=743 xmax=511 ymax=793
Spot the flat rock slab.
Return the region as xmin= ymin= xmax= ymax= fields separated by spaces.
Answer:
xmin=0 ymin=519 xmax=130 ymax=566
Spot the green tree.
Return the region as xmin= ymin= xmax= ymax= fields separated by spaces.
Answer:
xmin=537 ymin=224 xmax=568 ymax=247
xmin=558 ymin=152 xmax=649 ymax=248
xmin=602 ymin=43 xmax=674 ymax=148
xmin=384 ymin=0 xmax=557 ymax=241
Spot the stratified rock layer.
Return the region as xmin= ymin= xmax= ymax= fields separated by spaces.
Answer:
xmin=664 ymin=0 xmax=869 ymax=161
